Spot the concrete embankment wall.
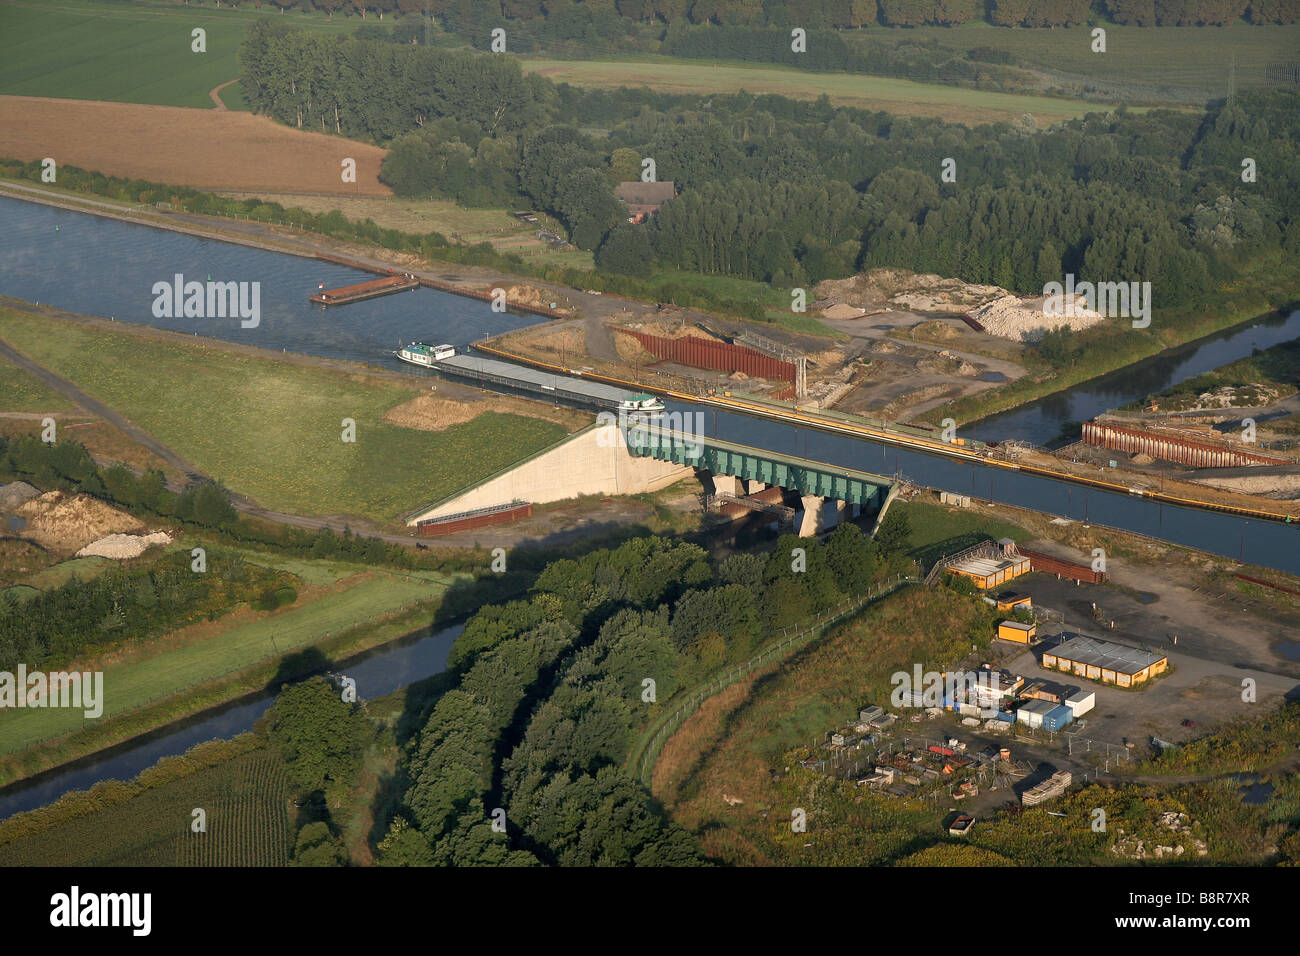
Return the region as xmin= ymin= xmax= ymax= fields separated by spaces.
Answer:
xmin=407 ymin=424 xmax=694 ymax=524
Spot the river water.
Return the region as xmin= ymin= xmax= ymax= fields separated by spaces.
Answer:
xmin=1 ymin=195 xmax=1298 ymax=817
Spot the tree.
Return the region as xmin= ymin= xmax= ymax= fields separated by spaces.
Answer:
xmin=596 ymin=223 xmax=654 ymax=276
xmin=292 ymin=821 xmax=347 ymax=866
xmin=874 ymin=508 xmax=912 ymax=558
xmin=263 ymin=677 xmax=372 ymax=797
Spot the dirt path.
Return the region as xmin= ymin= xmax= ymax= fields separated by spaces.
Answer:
xmin=208 ymin=78 xmax=240 ymax=111
xmin=0 ymin=339 xmax=206 ymax=481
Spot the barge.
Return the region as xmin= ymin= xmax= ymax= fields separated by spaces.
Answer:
xmin=310 ymin=273 xmax=419 ymax=305
xmin=395 ymin=343 xmax=664 ymax=413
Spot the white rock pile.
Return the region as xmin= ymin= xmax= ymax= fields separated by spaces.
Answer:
xmin=76 ymin=531 xmax=173 ymax=559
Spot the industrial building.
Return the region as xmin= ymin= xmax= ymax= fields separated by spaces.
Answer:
xmin=996 ymin=593 xmax=1033 ymax=613
xmin=997 ymin=620 xmax=1036 ymax=644
xmin=944 ymin=539 xmax=1032 ymax=590
xmin=1042 ymin=635 xmax=1169 ymax=687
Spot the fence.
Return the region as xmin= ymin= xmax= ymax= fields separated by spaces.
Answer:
xmin=632 ymin=575 xmax=918 ymax=787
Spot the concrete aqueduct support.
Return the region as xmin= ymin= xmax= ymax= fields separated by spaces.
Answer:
xmin=798 ymin=494 xmax=825 ymax=537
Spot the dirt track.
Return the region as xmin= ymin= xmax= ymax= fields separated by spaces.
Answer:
xmin=0 ymin=95 xmax=391 ymax=196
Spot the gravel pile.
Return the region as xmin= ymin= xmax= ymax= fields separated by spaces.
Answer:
xmin=973 ymin=295 xmax=1104 ymax=342
xmin=76 ymin=531 xmax=173 ymax=559
xmin=0 ymin=481 xmax=41 ymax=512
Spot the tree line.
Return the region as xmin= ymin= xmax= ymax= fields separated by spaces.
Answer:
xmin=240 ymin=0 xmax=1300 ymax=28
xmin=242 ymin=17 xmax=1300 ymax=316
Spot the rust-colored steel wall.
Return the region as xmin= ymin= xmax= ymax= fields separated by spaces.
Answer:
xmin=1018 ymin=547 xmax=1106 ymax=584
xmin=620 ymin=330 xmax=796 ymax=383
xmin=1082 ymin=421 xmax=1288 ymax=468
xmin=417 ymin=503 xmax=533 ymax=536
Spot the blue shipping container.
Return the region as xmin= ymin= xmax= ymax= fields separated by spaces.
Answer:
xmin=1042 ymin=704 xmax=1073 ymax=732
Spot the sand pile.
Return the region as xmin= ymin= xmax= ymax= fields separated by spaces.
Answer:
xmin=16 ymin=491 xmax=144 ymax=552
xmin=384 ymin=392 xmax=584 ymax=432
xmin=77 ymin=531 xmax=173 ymax=559
xmin=973 ymin=295 xmax=1104 ymax=342
xmin=384 ymin=394 xmax=485 ymax=432
xmin=0 ymin=481 xmax=41 ymax=512
xmin=816 ymin=269 xmax=1007 ymax=314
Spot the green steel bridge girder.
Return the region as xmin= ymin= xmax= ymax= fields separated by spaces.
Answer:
xmin=627 ymin=432 xmax=891 ymax=507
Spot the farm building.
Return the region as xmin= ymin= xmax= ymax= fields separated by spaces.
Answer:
xmin=615 ymin=181 xmax=676 ymax=222
xmin=997 ymin=620 xmax=1036 ymax=644
xmin=1041 ymin=635 xmax=1168 ymax=687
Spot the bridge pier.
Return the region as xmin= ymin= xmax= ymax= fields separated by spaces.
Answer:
xmin=748 ymin=480 xmax=767 ymax=494
xmin=713 ymin=473 xmax=743 ymax=497
xmin=798 ymin=494 xmax=825 ymax=537
xmin=835 ymin=499 xmax=850 ymax=525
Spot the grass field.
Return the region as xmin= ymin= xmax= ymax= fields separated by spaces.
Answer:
xmin=0 ymin=353 xmax=73 ymax=412
xmin=227 ymin=192 xmax=595 ymax=269
xmin=866 ymin=20 xmax=1300 ymax=102
xmin=0 ymin=0 xmax=356 ymax=110
xmin=524 ymin=57 xmax=1112 ymax=126
xmin=898 ymin=500 xmax=1029 ymax=569
xmin=0 ymin=746 xmax=292 ymax=866
xmin=0 ymin=309 xmax=571 ymax=522
xmin=0 ymin=565 xmax=456 ymax=756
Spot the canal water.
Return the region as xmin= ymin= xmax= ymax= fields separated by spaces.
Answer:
xmin=0 ymin=622 xmax=462 ymax=822
xmin=0 ymin=196 xmax=539 ymax=361
xmin=674 ymin=402 xmax=1300 ymax=577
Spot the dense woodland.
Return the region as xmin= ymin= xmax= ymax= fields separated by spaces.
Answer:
xmin=376 ymin=527 xmax=916 ymax=865
xmin=235 ymin=1 xmax=1300 ymax=29
xmin=241 ymin=20 xmax=1300 ymax=318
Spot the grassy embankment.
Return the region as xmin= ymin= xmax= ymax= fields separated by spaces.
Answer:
xmin=0 ymin=307 xmax=573 ymax=524
xmin=0 ymin=531 xmax=468 ymax=786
